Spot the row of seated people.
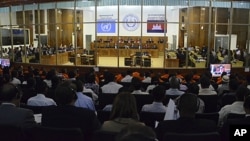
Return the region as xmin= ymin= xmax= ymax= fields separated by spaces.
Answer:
xmin=0 ymin=80 xmax=249 ymax=141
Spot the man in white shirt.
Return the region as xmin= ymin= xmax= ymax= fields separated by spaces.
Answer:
xmin=131 ymin=77 xmax=149 ymax=95
xmin=141 ymin=85 xmax=166 ymax=113
xmin=198 ymin=76 xmax=217 ymax=95
xmin=27 ymin=81 xmax=57 ymax=106
xmin=218 ymin=85 xmax=250 ymax=127
xmin=120 ymin=70 xmax=133 ymax=83
xmin=101 ymin=72 xmax=123 ymax=94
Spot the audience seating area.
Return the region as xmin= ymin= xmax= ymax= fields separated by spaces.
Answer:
xmin=1 ymin=66 xmax=250 ymax=141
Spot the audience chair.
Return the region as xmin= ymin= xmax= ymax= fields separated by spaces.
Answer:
xmin=92 ymin=130 xmax=117 ymax=141
xmin=163 ymin=132 xmax=221 ymax=141
xmin=97 ymin=110 xmax=111 ymax=124
xmin=134 ymin=94 xmax=154 ymax=111
xmin=195 ymin=112 xmax=219 ymax=125
xmin=97 ymin=93 xmax=117 ymax=110
xmin=198 ymin=95 xmax=218 ymax=113
xmin=227 ymin=113 xmax=245 ymax=120
xmin=0 ymin=125 xmax=24 ymax=141
xmin=220 ymin=94 xmax=236 ymax=108
xmin=27 ymin=126 xmax=84 ymax=141
xmin=139 ymin=112 xmax=165 ymax=129
xmin=20 ymin=104 xmax=53 ymax=114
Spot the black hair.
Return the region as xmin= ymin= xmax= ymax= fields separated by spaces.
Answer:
xmin=55 ymin=81 xmax=77 ymax=105
xmin=151 ymin=85 xmax=165 ymax=102
xmin=0 ymin=83 xmax=21 ymax=102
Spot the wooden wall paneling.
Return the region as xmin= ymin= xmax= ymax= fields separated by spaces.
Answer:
xmin=35 ymin=10 xmax=45 ymax=34
xmin=62 ymin=9 xmax=73 ymax=46
xmin=47 ymin=9 xmax=56 ymax=47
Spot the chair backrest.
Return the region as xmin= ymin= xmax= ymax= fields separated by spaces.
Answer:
xmin=198 ymin=95 xmax=218 ymax=113
xmin=133 ymin=94 xmax=154 ymax=111
xmin=97 ymin=110 xmax=111 ymax=124
xmin=227 ymin=113 xmax=245 ymax=120
xmin=0 ymin=125 xmax=24 ymax=141
xmin=163 ymin=95 xmax=179 ymax=105
xmin=98 ymin=93 xmax=117 ymax=110
xmin=195 ymin=112 xmax=219 ymax=125
xmin=20 ymin=104 xmax=50 ymax=114
xmin=93 ymin=130 xmax=117 ymax=141
xmin=28 ymin=126 xmax=84 ymax=141
xmin=163 ymin=132 xmax=221 ymax=141
xmin=139 ymin=112 xmax=165 ymax=129
xmin=220 ymin=94 xmax=236 ymax=108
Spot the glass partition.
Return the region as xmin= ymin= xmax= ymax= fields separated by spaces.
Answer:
xmin=0 ymin=0 xmax=249 ymax=69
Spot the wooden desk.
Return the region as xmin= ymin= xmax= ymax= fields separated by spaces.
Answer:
xmin=165 ymin=59 xmax=179 ymax=67
xmin=41 ymin=52 xmax=69 ymax=65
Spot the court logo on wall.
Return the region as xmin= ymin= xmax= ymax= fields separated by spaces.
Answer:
xmin=97 ymin=17 xmax=116 ymax=33
xmin=123 ymin=14 xmax=140 ymax=31
xmin=147 ymin=14 xmax=166 ymax=33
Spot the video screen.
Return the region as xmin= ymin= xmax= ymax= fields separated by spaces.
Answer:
xmin=0 ymin=58 xmax=10 ymax=67
xmin=210 ymin=64 xmax=231 ymax=77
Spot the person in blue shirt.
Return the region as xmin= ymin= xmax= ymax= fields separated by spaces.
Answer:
xmin=72 ymin=80 xmax=96 ymax=111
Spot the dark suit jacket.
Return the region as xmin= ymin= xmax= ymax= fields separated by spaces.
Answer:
xmin=220 ymin=116 xmax=250 ymax=141
xmin=0 ymin=104 xmax=37 ymax=128
xmin=41 ymin=105 xmax=101 ymax=141
xmin=156 ymin=117 xmax=217 ymax=141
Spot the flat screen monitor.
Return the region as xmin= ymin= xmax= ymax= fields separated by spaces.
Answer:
xmin=210 ymin=64 xmax=231 ymax=77
xmin=0 ymin=58 xmax=10 ymax=67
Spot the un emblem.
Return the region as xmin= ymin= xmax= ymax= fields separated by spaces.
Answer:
xmin=123 ymin=14 xmax=139 ymax=31
xmin=101 ymin=23 xmax=112 ymax=32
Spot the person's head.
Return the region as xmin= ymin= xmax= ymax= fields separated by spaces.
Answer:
xmin=85 ymin=72 xmax=96 ymax=83
xmin=35 ymin=80 xmax=48 ymax=94
xmin=222 ymin=75 xmax=229 ymax=84
xmin=187 ymin=83 xmax=199 ymax=95
xmin=169 ymin=76 xmax=180 ymax=89
xmin=68 ymin=70 xmax=76 ymax=79
xmin=55 ymin=81 xmax=77 ymax=106
xmin=110 ymin=92 xmax=138 ymax=120
xmin=244 ymin=96 xmax=250 ymax=114
xmin=176 ymin=93 xmax=199 ymax=118
xmin=0 ymin=83 xmax=22 ymax=106
xmin=150 ymin=76 xmax=159 ymax=85
xmin=235 ymin=85 xmax=250 ymax=101
xmin=200 ymin=76 xmax=210 ymax=88
xmin=116 ymin=124 xmax=157 ymax=141
xmin=151 ymin=85 xmax=165 ymax=102
xmin=131 ymin=77 xmax=142 ymax=90
xmin=104 ymin=72 xmax=115 ymax=83
xmin=71 ymin=80 xmax=83 ymax=92
xmin=229 ymin=79 xmax=239 ymax=91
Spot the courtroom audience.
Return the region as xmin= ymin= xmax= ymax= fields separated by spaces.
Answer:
xmin=41 ymin=80 xmax=100 ymax=141
xmin=141 ymin=85 xmax=167 ymax=113
xmin=131 ymin=77 xmax=149 ymax=95
xmin=101 ymin=92 xmax=144 ymax=133
xmin=27 ymin=80 xmax=57 ymax=106
xmin=10 ymin=69 xmax=21 ymax=85
xmin=218 ymin=85 xmax=250 ymax=127
xmin=156 ymin=93 xmax=217 ymax=141
xmin=101 ymin=72 xmax=123 ymax=94
xmin=120 ymin=69 xmax=133 ymax=83
xmin=72 ymin=80 xmax=96 ymax=111
xmin=0 ymin=83 xmax=37 ymax=128
xmin=84 ymin=72 xmax=100 ymax=95
xmin=220 ymin=95 xmax=250 ymax=141
xmin=198 ymin=75 xmax=217 ymax=95
xmin=217 ymin=75 xmax=230 ymax=96
xmin=165 ymin=76 xmax=184 ymax=96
